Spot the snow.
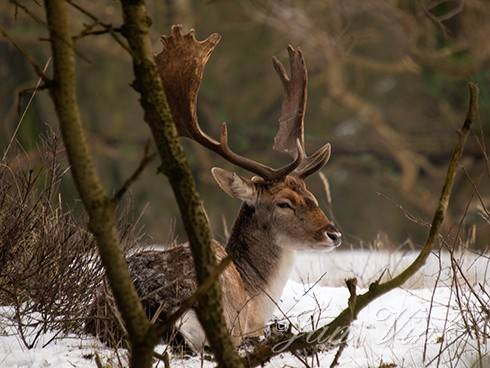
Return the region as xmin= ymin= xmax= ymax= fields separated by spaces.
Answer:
xmin=270 ymin=282 xmax=488 ymax=367
xmin=0 ymin=328 xmax=121 ymax=368
xmin=1 ymin=250 xmax=489 ymax=367
xmin=293 ymin=249 xmax=489 ymax=289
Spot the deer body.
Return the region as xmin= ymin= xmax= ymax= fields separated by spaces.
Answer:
xmin=87 ymin=26 xmax=342 ymax=351
xmin=124 ymin=174 xmax=341 ymax=351
xmin=125 ymin=241 xmax=290 ymax=351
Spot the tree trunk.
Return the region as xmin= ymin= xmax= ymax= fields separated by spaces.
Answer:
xmin=118 ymin=1 xmax=244 ymax=367
xmin=43 ymin=0 xmax=158 ymax=366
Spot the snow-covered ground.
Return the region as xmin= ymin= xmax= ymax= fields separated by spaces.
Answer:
xmin=293 ymin=249 xmax=490 ymax=288
xmin=1 ymin=250 xmax=489 ymax=367
xmin=270 ymin=282 xmax=489 ymax=367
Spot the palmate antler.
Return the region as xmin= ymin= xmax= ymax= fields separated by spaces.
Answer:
xmin=272 ymin=46 xmax=331 ymax=179
xmin=155 ymin=25 xmax=330 ymax=181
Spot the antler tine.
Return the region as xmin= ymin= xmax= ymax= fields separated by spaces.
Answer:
xmin=156 ymin=26 xmax=302 ymax=181
xmin=294 ymin=143 xmax=331 ymax=179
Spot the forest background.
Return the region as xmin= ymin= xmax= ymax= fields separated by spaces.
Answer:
xmin=2 ymin=0 xmax=489 ymax=250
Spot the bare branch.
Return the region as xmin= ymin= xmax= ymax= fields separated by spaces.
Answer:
xmin=118 ymin=3 xmax=244 ymax=365
xmin=9 ymin=0 xmax=47 ymax=26
xmin=0 ymin=25 xmax=49 ymax=79
xmin=244 ymin=82 xmax=479 ymax=367
xmin=113 ymin=142 xmax=156 ymax=203
xmin=42 ymin=2 xmax=157 ymax=368
xmin=73 ymin=27 xmax=119 ymax=39
xmin=329 ymin=278 xmax=357 ymax=368
xmin=9 ymin=0 xmax=91 ymax=63
xmin=2 ymin=58 xmax=52 ymax=161
xmin=345 ymin=55 xmax=421 ymax=75
xmin=67 ymin=0 xmax=131 ymax=54
xmin=154 ymin=255 xmax=232 ymax=333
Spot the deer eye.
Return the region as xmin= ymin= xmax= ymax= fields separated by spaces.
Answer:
xmin=277 ymin=201 xmax=293 ymax=210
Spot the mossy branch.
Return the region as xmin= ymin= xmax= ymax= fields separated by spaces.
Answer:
xmin=244 ymin=82 xmax=479 ymax=367
xmin=43 ymin=1 xmax=157 ymax=367
xmin=117 ymin=2 xmax=244 ymax=367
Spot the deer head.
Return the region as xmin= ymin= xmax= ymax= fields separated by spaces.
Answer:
xmin=156 ymin=25 xmax=341 ymax=251
xmin=211 ymin=169 xmax=341 ymax=250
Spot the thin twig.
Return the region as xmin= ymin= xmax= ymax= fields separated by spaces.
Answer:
xmin=153 ymin=351 xmax=171 ymax=368
xmin=153 ymin=255 xmax=232 ymax=334
xmin=8 ymin=0 xmax=91 ymax=63
xmin=244 ymin=82 xmax=479 ymax=367
xmin=423 ymin=247 xmax=443 ymax=362
xmin=74 ymin=27 xmax=120 ymax=39
xmin=9 ymin=0 xmax=47 ymax=26
xmin=2 ymin=58 xmax=52 ymax=161
xmin=0 ymin=25 xmax=49 ymax=79
xmin=67 ymin=0 xmax=131 ymax=54
xmin=113 ymin=142 xmax=156 ymax=202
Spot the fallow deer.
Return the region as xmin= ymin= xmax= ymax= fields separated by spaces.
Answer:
xmin=88 ymin=26 xmax=341 ymax=351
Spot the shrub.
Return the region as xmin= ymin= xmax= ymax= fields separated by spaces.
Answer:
xmin=0 ymin=134 xmax=140 ymax=348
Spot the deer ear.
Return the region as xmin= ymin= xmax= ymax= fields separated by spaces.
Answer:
xmin=211 ymin=167 xmax=257 ymax=203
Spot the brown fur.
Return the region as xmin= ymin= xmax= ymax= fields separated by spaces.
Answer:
xmin=86 ymin=175 xmax=340 ymax=349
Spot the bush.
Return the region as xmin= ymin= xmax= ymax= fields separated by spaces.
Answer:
xmin=0 ymin=134 xmax=140 ymax=348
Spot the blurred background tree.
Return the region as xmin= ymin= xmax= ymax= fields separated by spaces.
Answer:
xmin=1 ymin=0 xmax=489 ymax=249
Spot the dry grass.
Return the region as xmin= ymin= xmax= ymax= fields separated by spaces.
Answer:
xmin=0 ymin=133 xmax=142 ymax=349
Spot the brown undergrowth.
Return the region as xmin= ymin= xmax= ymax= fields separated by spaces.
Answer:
xmin=0 ymin=134 xmax=142 ymax=349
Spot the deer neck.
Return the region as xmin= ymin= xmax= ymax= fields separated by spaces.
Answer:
xmin=226 ymin=203 xmax=296 ymax=308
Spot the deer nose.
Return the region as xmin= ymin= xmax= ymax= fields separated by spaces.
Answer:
xmin=324 ymin=224 xmax=342 ymax=246
xmin=327 ymin=231 xmax=342 ymax=243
